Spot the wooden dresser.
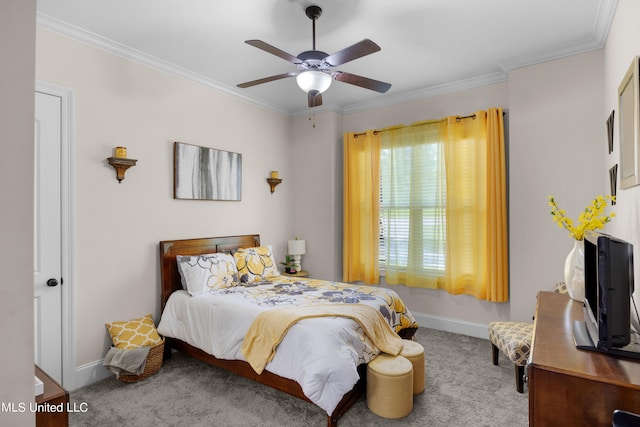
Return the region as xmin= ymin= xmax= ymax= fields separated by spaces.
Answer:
xmin=528 ymin=292 xmax=640 ymax=426
xmin=35 ymin=365 xmax=69 ymax=427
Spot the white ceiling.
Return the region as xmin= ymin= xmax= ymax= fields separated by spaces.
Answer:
xmin=36 ymin=0 xmax=617 ymax=116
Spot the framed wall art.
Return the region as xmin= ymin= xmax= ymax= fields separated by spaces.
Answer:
xmin=610 ymin=164 xmax=618 ymax=205
xmin=174 ymin=141 xmax=242 ymax=201
xmin=607 ymin=110 xmax=614 ymax=154
xmin=618 ymin=56 xmax=640 ymax=189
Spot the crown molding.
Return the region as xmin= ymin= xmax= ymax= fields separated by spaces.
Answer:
xmin=594 ymin=0 xmax=619 ymax=47
xmin=36 ymin=13 xmax=291 ymax=117
xmin=37 ymin=0 xmax=618 ymax=118
xmin=341 ymin=72 xmax=509 ymax=116
xmin=500 ymin=0 xmax=617 ymax=71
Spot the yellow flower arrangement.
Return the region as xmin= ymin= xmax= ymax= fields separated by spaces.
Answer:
xmin=548 ymin=195 xmax=616 ymax=241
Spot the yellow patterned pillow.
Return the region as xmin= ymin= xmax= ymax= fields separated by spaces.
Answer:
xmin=106 ymin=314 xmax=162 ymax=349
xmin=234 ymin=246 xmax=279 ymax=283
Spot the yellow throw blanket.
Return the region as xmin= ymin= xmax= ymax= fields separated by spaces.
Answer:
xmin=241 ymin=303 xmax=404 ymax=374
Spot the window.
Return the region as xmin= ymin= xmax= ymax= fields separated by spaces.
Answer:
xmin=379 ymin=124 xmax=446 ymax=280
xmin=344 ymin=108 xmax=507 ymax=300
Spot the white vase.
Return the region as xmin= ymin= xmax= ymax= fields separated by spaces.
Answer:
xmin=564 ymin=239 xmax=585 ymax=302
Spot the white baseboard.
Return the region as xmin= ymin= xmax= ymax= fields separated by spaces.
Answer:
xmin=413 ymin=312 xmax=489 ymax=340
xmin=71 ymin=359 xmax=111 ymax=391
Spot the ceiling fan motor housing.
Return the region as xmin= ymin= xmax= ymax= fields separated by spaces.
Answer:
xmin=297 ymin=50 xmax=331 ymax=72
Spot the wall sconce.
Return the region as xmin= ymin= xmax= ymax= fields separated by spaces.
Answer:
xmin=288 ymin=238 xmax=306 ymax=273
xmin=266 ymin=170 xmax=282 ymax=194
xmin=107 ymin=147 xmax=137 ymax=183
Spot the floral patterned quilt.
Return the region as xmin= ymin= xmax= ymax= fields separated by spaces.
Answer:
xmin=210 ymin=276 xmax=418 ymax=333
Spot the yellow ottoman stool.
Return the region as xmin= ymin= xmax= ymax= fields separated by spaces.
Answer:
xmin=366 ymin=354 xmax=413 ymax=419
xmin=401 ymin=339 xmax=425 ymax=395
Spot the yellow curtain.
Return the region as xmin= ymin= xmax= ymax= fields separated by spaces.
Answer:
xmin=343 ymin=130 xmax=381 ymax=284
xmin=343 ymin=108 xmax=508 ymax=301
xmin=441 ymin=108 xmax=508 ymax=302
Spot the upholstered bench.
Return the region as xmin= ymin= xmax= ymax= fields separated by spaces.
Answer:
xmin=488 ymin=281 xmax=568 ymax=393
xmin=488 ymin=321 xmax=533 ymax=393
xmin=400 ymin=339 xmax=425 ymax=395
xmin=366 ymin=354 xmax=413 ymax=419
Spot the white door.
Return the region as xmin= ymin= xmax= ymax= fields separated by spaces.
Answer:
xmin=34 ymin=91 xmax=63 ymax=382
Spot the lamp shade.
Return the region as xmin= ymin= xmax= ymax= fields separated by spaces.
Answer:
xmin=288 ymin=239 xmax=306 ymax=255
xmin=296 ymin=71 xmax=332 ymax=94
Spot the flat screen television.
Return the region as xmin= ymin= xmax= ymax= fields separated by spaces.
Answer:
xmin=573 ymin=232 xmax=640 ymax=357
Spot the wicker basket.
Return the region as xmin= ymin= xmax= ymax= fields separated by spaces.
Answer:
xmin=118 ymin=338 xmax=164 ymax=383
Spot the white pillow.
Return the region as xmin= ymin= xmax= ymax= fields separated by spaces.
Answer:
xmin=176 ymin=252 xmax=238 ymax=295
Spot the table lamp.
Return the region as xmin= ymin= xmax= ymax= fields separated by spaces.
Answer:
xmin=288 ymin=239 xmax=306 ymax=273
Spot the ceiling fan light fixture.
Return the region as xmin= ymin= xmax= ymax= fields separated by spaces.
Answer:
xmin=296 ymin=70 xmax=332 ymax=94
xmin=238 ymin=5 xmax=390 ymax=108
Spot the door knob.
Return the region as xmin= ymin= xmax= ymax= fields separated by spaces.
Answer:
xmin=46 ymin=278 xmax=59 ymax=287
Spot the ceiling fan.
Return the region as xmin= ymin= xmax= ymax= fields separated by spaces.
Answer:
xmin=237 ymin=5 xmax=391 ymax=108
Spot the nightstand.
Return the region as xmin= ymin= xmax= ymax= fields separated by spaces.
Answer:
xmin=281 ymin=270 xmax=309 ymax=278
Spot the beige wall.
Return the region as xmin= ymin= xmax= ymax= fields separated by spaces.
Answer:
xmin=343 ymin=82 xmax=509 ymax=131
xmin=36 ymin=29 xmax=295 ymax=367
xmin=0 ymin=1 xmax=36 ymax=426
xmin=604 ymin=0 xmax=640 ymax=327
xmin=508 ymin=50 xmax=605 ymax=321
xmin=290 ymin=111 xmax=344 ymax=280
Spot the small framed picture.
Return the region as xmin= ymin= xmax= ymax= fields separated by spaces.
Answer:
xmin=607 ymin=110 xmax=614 ymax=154
xmin=610 ymin=164 xmax=618 ymax=205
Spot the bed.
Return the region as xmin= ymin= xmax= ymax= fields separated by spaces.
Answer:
xmin=157 ymin=234 xmax=418 ymax=426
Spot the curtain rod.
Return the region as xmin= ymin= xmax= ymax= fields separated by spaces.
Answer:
xmin=352 ymin=114 xmax=477 ymax=138
xmin=352 ymin=111 xmax=506 ymax=138
xmin=455 ymin=114 xmax=476 ymax=122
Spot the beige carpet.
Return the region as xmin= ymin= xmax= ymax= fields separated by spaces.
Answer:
xmin=69 ymin=328 xmax=528 ymax=426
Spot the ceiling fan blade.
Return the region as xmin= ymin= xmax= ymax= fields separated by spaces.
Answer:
xmin=334 ymin=71 xmax=391 ymax=93
xmin=245 ymin=40 xmax=301 ymax=64
xmin=324 ymin=39 xmax=381 ymax=67
xmin=307 ymin=91 xmax=323 ymax=107
xmin=237 ymin=72 xmax=297 ymax=88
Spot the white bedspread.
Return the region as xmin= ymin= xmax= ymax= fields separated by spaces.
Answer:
xmin=158 ymin=290 xmax=379 ymax=415
xmin=157 ymin=279 xmax=417 ymax=415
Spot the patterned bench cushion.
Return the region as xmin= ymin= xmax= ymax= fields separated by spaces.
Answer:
xmin=488 ymin=321 xmax=533 ymax=366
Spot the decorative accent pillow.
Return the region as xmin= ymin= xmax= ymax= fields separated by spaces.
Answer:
xmin=234 ymin=246 xmax=279 ymax=283
xmin=106 ymin=314 xmax=163 ymax=349
xmin=176 ymin=252 xmax=239 ymax=295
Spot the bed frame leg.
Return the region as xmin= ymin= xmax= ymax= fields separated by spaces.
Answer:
xmin=162 ymin=338 xmax=173 ymax=360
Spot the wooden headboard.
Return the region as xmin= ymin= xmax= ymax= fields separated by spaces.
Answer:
xmin=159 ymin=234 xmax=260 ymax=311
